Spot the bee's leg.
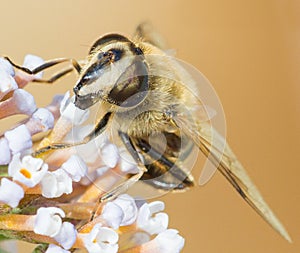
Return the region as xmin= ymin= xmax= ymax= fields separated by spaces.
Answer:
xmin=89 ymin=170 xmax=144 ymax=221
xmin=142 ymin=174 xmax=188 ymax=191
xmin=118 ymin=131 xmax=144 ymax=166
xmin=99 ymin=170 xmax=145 ymax=202
xmin=100 ymin=131 xmax=146 ymax=202
xmin=141 ymin=163 xmax=194 ymax=191
xmin=32 ymin=142 xmax=80 ymax=158
xmin=90 ymin=131 xmax=146 ymax=220
xmin=32 ymin=67 xmax=74 ymax=84
xmin=32 ymin=112 xmax=112 ymax=157
xmin=4 ymin=57 xmax=81 ymax=83
xmin=137 ymin=139 xmax=194 ymax=190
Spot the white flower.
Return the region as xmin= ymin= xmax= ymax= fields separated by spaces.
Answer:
xmin=0 ymin=57 xmax=15 ymax=76
xmin=0 ymin=137 xmax=11 ymax=165
xmin=101 ymin=195 xmax=138 ymax=229
xmin=45 ymin=244 xmax=70 ymax=253
xmin=153 ymin=229 xmax=185 ymax=253
xmin=32 ymin=108 xmax=55 ymax=131
xmin=0 ymin=58 xmax=17 ymax=99
xmin=8 ymin=153 xmax=48 ymax=187
xmin=119 ymin=150 xmax=139 ymax=174
xmin=101 ymin=202 xmax=124 ymax=229
xmin=0 ymin=69 xmax=17 ymax=95
xmin=83 ymin=224 xmax=119 ymax=253
xmin=61 ymin=155 xmax=88 ymax=182
xmin=137 ymin=201 xmax=169 ymax=235
xmin=41 ymin=169 xmax=73 ymax=198
xmin=26 ymin=108 xmax=55 ymax=136
xmin=113 ymin=194 xmax=138 ymax=226
xmin=34 ymin=207 xmax=65 ymax=237
xmin=5 ymin=124 xmax=32 ymax=154
xmin=53 ymin=222 xmax=77 ymax=250
xmin=60 ymin=91 xmax=89 ymax=125
xmin=0 ymin=178 xmax=24 ymax=208
xmin=101 ymin=143 xmax=119 ymax=168
xmin=12 ymin=89 xmax=36 ymax=115
xmin=22 ymin=54 xmax=44 ymax=79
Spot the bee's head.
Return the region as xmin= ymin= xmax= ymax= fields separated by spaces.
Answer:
xmin=74 ymin=34 xmax=149 ymax=110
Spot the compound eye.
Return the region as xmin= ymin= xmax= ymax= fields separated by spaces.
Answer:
xmin=108 ymin=58 xmax=149 ymax=108
xmin=89 ymin=34 xmax=131 ymax=54
xmin=108 ymin=49 xmax=123 ymax=62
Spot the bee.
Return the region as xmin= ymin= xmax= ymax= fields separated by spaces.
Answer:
xmin=5 ymin=23 xmax=290 ymax=242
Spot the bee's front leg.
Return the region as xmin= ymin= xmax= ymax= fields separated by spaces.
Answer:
xmin=32 ymin=112 xmax=112 ymax=158
xmin=4 ymin=56 xmax=82 ymax=83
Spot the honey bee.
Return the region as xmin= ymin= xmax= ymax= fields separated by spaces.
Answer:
xmin=5 ymin=23 xmax=291 ymax=242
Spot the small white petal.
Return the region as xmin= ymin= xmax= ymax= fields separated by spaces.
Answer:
xmin=0 ymin=57 xmax=15 ymax=76
xmin=32 ymin=108 xmax=54 ymax=131
xmin=22 ymin=154 xmax=43 ymax=169
xmin=40 ymin=172 xmax=57 ymax=197
xmin=137 ymin=201 xmax=169 ymax=235
xmin=83 ymin=224 xmax=119 ymax=253
xmin=8 ymin=154 xmax=48 ymax=187
xmin=113 ymin=194 xmax=138 ymax=226
xmin=101 ymin=143 xmax=119 ymax=168
xmin=23 ymin=54 xmax=44 ymax=79
xmin=5 ymin=124 xmax=32 ymax=154
xmin=46 ymin=244 xmax=70 ymax=253
xmin=53 ymin=169 xmax=73 ymax=196
xmin=41 ymin=169 xmax=73 ymax=198
xmin=148 ymin=201 xmax=165 ymax=214
xmin=61 ymin=155 xmax=88 ymax=182
xmin=13 ymin=89 xmax=36 ymax=115
xmin=101 ymin=202 xmax=124 ymax=229
xmin=154 ymin=229 xmax=185 ymax=253
xmin=54 ymin=222 xmax=77 ymax=250
xmin=60 ymin=92 xmax=89 ymax=125
xmin=0 ymin=178 xmax=24 ymax=208
xmin=34 ymin=207 xmax=65 ymax=237
xmin=147 ymin=213 xmax=169 ymax=234
xmin=119 ymin=151 xmax=139 ymax=174
xmin=0 ymin=137 xmax=11 ymax=165
xmin=7 ymin=153 xmax=22 ymax=176
xmin=0 ymin=69 xmax=17 ymax=94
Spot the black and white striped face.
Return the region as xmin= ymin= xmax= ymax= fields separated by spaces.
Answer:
xmin=73 ymin=34 xmax=149 ymax=110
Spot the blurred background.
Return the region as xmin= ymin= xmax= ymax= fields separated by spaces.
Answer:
xmin=0 ymin=0 xmax=299 ymax=252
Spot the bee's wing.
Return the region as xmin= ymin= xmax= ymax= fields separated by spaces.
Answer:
xmin=134 ymin=22 xmax=168 ymax=50
xmin=172 ymin=113 xmax=291 ymax=242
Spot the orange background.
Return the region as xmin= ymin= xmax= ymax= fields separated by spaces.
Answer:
xmin=0 ymin=1 xmax=299 ymax=252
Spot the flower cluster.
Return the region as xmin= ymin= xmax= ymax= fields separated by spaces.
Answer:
xmin=0 ymin=55 xmax=185 ymax=252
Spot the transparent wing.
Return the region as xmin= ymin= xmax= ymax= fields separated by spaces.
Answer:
xmin=173 ymin=112 xmax=291 ymax=242
xmin=140 ymin=51 xmax=290 ymax=241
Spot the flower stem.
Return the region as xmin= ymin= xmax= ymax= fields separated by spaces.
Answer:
xmin=0 ymin=214 xmax=35 ymax=231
